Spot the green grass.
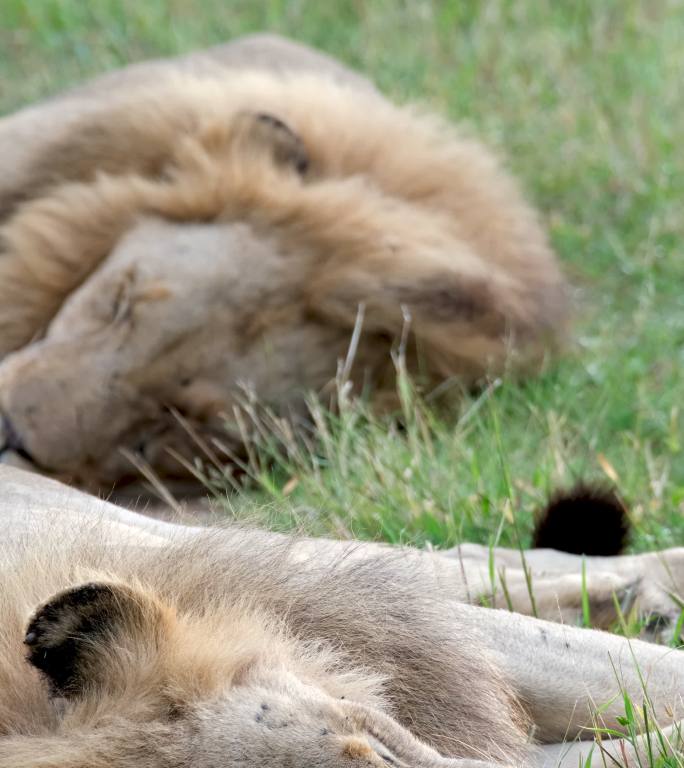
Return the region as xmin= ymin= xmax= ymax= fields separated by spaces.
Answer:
xmin=1 ymin=0 xmax=683 ymax=553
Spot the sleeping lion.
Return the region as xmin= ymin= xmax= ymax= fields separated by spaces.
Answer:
xmin=0 ymin=34 xmax=567 ymax=492
xmin=0 ymin=466 xmax=682 ymax=768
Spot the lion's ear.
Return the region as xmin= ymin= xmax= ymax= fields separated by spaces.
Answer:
xmin=25 ymin=581 xmax=170 ymax=698
xmin=230 ymin=111 xmax=309 ymax=176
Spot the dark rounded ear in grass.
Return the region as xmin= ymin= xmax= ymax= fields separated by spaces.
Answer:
xmin=532 ymin=484 xmax=630 ymax=556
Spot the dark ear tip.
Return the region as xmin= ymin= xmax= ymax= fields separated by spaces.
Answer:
xmin=533 ymin=483 xmax=630 ymax=556
xmin=23 ymin=582 xmax=123 ymax=695
xmin=251 ymin=111 xmax=309 ymax=177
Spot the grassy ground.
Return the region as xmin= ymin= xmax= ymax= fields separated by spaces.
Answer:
xmin=1 ymin=0 xmax=683 ymax=554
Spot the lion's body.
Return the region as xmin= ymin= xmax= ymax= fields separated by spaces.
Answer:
xmin=0 ymin=466 xmax=683 ymax=768
xmin=0 ymin=35 xmax=566 ymax=490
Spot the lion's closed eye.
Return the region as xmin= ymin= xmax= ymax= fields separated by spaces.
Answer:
xmin=90 ymin=264 xmax=138 ymax=327
xmin=108 ymin=269 xmax=171 ymax=325
xmin=110 ymin=273 xmax=134 ymax=324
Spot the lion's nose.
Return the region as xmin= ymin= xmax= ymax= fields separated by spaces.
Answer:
xmin=0 ymin=412 xmax=36 ymax=464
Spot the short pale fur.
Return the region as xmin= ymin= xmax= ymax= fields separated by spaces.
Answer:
xmin=0 ymin=466 xmax=682 ymax=768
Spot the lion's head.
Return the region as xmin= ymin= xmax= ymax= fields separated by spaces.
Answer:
xmin=0 ymin=46 xmax=567 ymax=493
xmin=17 ymin=577 xmax=487 ymax=768
xmin=0 ymin=216 xmax=372 ymax=489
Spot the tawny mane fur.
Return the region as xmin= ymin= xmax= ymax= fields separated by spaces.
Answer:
xmin=0 ymin=35 xmax=567 ymax=489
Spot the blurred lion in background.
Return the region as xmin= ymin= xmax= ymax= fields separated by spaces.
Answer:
xmin=0 ymin=34 xmax=567 ymax=492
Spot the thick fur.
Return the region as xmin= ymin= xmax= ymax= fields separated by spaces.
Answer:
xmin=0 ymin=526 xmax=530 ymax=768
xmin=0 ymin=35 xmax=567 ymax=490
xmin=0 ymin=72 xmax=565 ymax=359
